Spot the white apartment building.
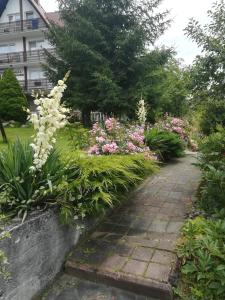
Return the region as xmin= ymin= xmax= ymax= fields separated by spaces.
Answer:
xmin=0 ymin=0 xmax=59 ymax=92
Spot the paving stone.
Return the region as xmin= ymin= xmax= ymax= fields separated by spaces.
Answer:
xmin=168 ymin=191 xmax=184 ymax=200
xmin=122 ymin=259 xmax=148 ymax=276
xmin=100 ymin=254 xmax=127 ymax=272
xmin=145 ymin=263 xmax=171 ymax=282
xmin=151 ymin=250 xmax=176 ymax=265
xmin=166 ymin=221 xmax=183 ymax=233
xmin=132 ymin=247 xmax=154 ymax=262
xmin=131 ymin=217 xmax=152 ymax=230
xmin=149 ymin=220 xmax=168 ymax=233
xmin=127 ymin=228 xmax=147 ymax=237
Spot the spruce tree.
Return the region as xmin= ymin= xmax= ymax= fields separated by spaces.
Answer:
xmin=45 ymin=0 xmax=170 ymax=125
xmin=0 ymin=69 xmax=28 ymax=123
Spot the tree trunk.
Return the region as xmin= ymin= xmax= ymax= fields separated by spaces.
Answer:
xmin=0 ymin=119 xmax=8 ymax=143
xmin=81 ymin=110 xmax=91 ymax=128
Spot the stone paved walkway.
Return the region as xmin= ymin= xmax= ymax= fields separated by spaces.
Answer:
xmin=40 ymin=153 xmax=200 ymax=300
xmin=64 ymin=154 xmax=200 ymax=300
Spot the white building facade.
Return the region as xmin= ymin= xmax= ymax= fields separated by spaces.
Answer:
xmin=0 ymin=0 xmax=58 ymax=92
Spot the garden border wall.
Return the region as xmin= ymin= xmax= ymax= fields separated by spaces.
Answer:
xmin=0 ymin=209 xmax=99 ymax=300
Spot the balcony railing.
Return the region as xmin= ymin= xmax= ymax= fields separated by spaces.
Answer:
xmin=0 ymin=18 xmax=47 ymax=35
xmin=19 ymin=78 xmax=53 ymax=92
xmin=0 ymin=49 xmax=55 ymax=65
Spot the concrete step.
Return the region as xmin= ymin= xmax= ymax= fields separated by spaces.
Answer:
xmin=65 ymin=257 xmax=173 ymax=300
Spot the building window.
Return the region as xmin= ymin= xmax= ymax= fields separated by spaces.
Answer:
xmin=8 ymin=13 xmax=20 ymax=22
xmin=26 ymin=12 xmax=34 ymax=20
xmin=29 ymin=68 xmax=44 ymax=80
xmin=0 ymin=43 xmax=16 ymax=54
xmin=29 ymin=40 xmax=45 ymax=51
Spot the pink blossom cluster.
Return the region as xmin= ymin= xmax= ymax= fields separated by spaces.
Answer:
xmin=88 ymin=118 xmax=157 ymax=160
xmin=105 ymin=118 xmax=120 ymax=132
xmin=102 ymin=142 xmax=118 ymax=154
xmin=129 ymin=127 xmax=145 ymax=145
xmin=155 ymin=115 xmax=189 ymax=141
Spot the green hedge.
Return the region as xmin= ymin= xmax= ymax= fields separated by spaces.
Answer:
xmin=145 ymin=128 xmax=185 ymax=161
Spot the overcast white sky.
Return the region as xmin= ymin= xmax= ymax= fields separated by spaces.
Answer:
xmin=40 ymin=0 xmax=215 ymax=65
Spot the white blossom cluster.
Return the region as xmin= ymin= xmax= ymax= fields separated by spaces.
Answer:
xmin=136 ymin=96 xmax=147 ymax=126
xmin=28 ymin=73 xmax=70 ymax=171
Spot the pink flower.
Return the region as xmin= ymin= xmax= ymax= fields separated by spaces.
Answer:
xmin=102 ymin=142 xmax=118 ymax=154
xmin=130 ymin=132 xmax=144 ymax=144
xmin=173 ymin=127 xmax=183 ymax=134
xmin=96 ymin=136 xmax=105 ymax=143
xmin=88 ymin=145 xmax=100 ymax=155
xmin=126 ymin=142 xmax=137 ymax=152
xmin=105 ymin=118 xmax=118 ymax=132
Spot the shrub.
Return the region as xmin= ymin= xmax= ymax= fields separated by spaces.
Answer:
xmin=0 ymin=140 xmax=64 ymax=220
xmin=200 ymin=99 xmax=225 ymax=135
xmin=198 ymin=162 xmax=225 ymax=214
xmin=54 ymin=154 xmax=158 ymax=223
xmin=176 ymin=217 xmax=225 ymax=300
xmin=154 ymin=114 xmax=190 ymax=141
xmin=67 ymin=123 xmax=90 ymax=150
xmin=0 ymin=141 xmax=157 ymax=223
xmin=198 ymin=127 xmax=225 ymax=164
xmin=145 ymin=128 xmax=185 ymax=161
xmin=197 ymin=128 xmax=225 ymax=214
xmin=88 ymin=118 xmax=156 ymax=159
xmin=0 ymin=69 xmax=27 ymax=123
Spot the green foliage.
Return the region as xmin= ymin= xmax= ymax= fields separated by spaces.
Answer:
xmin=134 ymin=54 xmax=189 ymax=121
xmin=185 ymin=1 xmax=225 ymax=102
xmin=0 ymin=69 xmax=27 ymax=123
xmin=45 ymin=0 xmax=170 ymax=123
xmin=199 ymin=100 xmax=225 ymax=135
xmin=197 ymin=128 xmax=225 ymax=214
xmin=145 ymin=128 xmax=185 ymax=161
xmin=54 ymin=154 xmax=158 ymax=223
xmin=0 ymin=140 xmax=157 ymax=224
xmin=199 ymin=164 xmax=225 ymax=214
xmin=0 ymin=140 xmax=64 ymax=219
xmin=176 ymin=217 xmax=225 ymax=300
xmin=199 ymin=127 xmax=225 ymax=164
xmin=67 ymin=123 xmax=90 ymax=150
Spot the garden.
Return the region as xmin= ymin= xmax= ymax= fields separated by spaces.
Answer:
xmin=0 ymin=0 xmax=225 ymax=299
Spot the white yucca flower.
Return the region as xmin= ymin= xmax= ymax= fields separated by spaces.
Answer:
xmin=27 ymin=72 xmax=70 ymax=170
xmin=136 ymin=95 xmax=147 ymax=126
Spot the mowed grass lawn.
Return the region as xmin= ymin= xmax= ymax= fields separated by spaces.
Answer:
xmin=0 ymin=127 xmax=78 ymax=154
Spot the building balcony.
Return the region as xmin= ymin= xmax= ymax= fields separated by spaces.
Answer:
xmin=0 ymin=48 xmax=55 ymax=67
xmin=0 ymin=18 xmax=47 ymax=35
xmin=19 ymin=78 xmax=53 ymax=92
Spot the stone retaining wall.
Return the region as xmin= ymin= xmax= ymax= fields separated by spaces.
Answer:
xmin=0 ymin=210 xmax=98 ymax=300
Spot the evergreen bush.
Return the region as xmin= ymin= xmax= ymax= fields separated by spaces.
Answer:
xmin=0 ymin=69 xmax=27 ymax=123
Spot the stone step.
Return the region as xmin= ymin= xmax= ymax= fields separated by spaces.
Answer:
xmin=65 ymin=259 xmax=173 ymax=300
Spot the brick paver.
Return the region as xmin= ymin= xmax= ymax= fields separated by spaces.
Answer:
xmin=65 ymin=154 xmax=200 ymax=299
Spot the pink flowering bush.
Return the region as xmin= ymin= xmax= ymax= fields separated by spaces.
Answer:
xmin=154 ymin=114 xmax=190 ymax=141
xmin=88 ymin=118 xmax=156 ymax=158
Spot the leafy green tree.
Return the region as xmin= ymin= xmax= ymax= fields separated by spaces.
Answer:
xmin=185 ymin=0 xmax=225 ymax=133
xmin=45 ymin=0 xmax=170 ymax=125
xmin=0 ymin=69 xmax=27 ymax=123
xmin=132 ymin=49 xmax=189 ymax=121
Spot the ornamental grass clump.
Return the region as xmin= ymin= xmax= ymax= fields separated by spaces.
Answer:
xmin=54 ymin=154 xmax=158 ymax=222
